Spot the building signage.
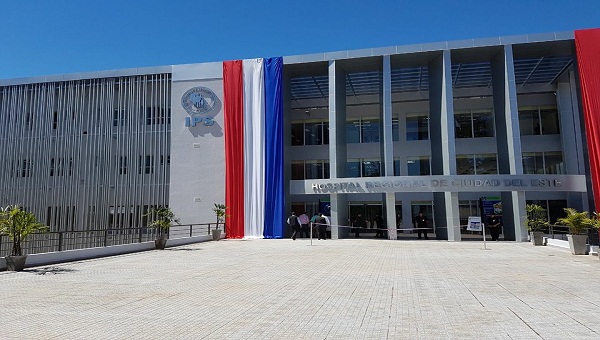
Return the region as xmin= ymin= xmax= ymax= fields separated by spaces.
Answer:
xmin=290 ymin=175 xmax=587 ymax=194
xmin=182 ymin=86 xmax=219 ymax=127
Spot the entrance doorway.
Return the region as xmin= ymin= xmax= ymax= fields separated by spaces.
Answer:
xmin=348 ymin=202 xmax=382 ymax=237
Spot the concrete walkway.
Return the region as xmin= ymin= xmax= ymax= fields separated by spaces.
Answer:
xmin=1 ymin=239 xmax=599 ymax=339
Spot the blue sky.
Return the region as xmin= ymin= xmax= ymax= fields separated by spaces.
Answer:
xmin=1 ymin=0 xmax=599 ymax=79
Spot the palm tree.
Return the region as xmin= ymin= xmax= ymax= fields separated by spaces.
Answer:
xmin=212 ymin=204 xmax=228 ymax=231
xmin=525 ymin=204 xmax=549 ymax=232
xmin=556 ymin=208 xmax=592 ymax=235
xmin=0 ymin=205 xmax=48 ymax=256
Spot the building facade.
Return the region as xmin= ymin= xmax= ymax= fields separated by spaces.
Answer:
xmin=2 ymin=29 xmax=600 ymax=241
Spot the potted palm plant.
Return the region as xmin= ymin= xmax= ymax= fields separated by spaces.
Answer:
xmin=0 ymin=205 xmax=48 ymax=271
xmin=212 ymin=203 xmax=228 ymax=241
xmin=525 ymin=204 xmax=549 ymax=246
xmin=556 ymin=208 xmax=593 ymax=255
xmin=145 ymin=206 xmax=179 ymax=250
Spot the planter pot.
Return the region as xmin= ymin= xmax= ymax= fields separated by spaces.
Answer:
xmin=530 ymin=231 xmax=544 ymax=246
xmin=155 ymin=238 xmax=167 ymax=250
xmin=6 ymin=255 xmax=28 ymax=271
xmin=567 ymin=234 xmax=588 ymax=255
xmin=212 ymin=229 xmax=222 ymax=241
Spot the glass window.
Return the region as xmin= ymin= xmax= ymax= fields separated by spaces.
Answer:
xmin=392 ymin=118 xmax=399 ymax=142
xmin=406 ymin=114 xmax=429 ymax=141
xmin=305 ymin=161 xmax=324 ymax=179
xmin=540 ymin=106 xmax=559 ymax=135
xmin=291 ymin=123 xmax=304 ymax=146
xmin=346 ymin=160 xmax=361 ymax=177
xmin=474 ymin=154 xmax=497 ymax=174
xmin=519 ymin=106 xmax=560 ymax=136
xmin=291 ymin=161 xmax=304 ymax=180
xmin=407 ymin=157 xmax=430 ymax=176
xmin=519 ymin=107 xmax=538 ymax=135
xmin=362 ymin=160 xmax=381 ymax=177
xmin=323 ymin=161 xmax=330 ymax=179
xmin=456 ymin=155 xmax=474 ymax=175
xmin=393 ymin=159 xmax=401 ymax=176
xmin=454 ymin=111 xmax=473 ymax=138
xmin=346 ymin=120 xmax=360 ymax=143
xmin=472 ymin=110 xmax=494 ymax=137
xmin=361 ymin=118 xmax=380 ymax=143
xmin=522 ymin=152 xmax=543 ymax=174
xmin=544 ymin=152 xmax=564 ymax=174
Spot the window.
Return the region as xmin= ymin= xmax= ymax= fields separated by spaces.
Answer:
xmin=455 ymin=109 xmax=494 ymax=138
xmin=407 ymin=157 xmax=431 ymax=176
xmin=160 ymin=155 xmax=170 ymax=167
xmin=119 ymin=156 xmax=127 ymax=175
xmin=346 ymin=158 xmax=381 ymax=177
xmin=291 ymin=121 xmax=329 ymax=146
xmin=346 ymin=118 xmax=380 ymax=144
xmin=519 ymin=106 xmax=560 ymax=135
xmin=290 ymin=160 xmax=329 ymax=180
xmin=113 ymin=109 xmax=127 ymax=127
xmin=406 ymin=114 xmax=429 ymax=141
xmin=139 ymin=155 xmax=154 ymax=174
xmin=392 ymin=118 xmax=400 ymax=142
xmin=456 ymin=154 xmax=497 ymax=175
xmin=522 ymin=152 xmax=564 ymax=174
xmin=52 ymin=111 xmax=58 ymax=130
xmin=50 ymin=158 xmax=73 ymax=177
xmin=145 ymin=107 xmax=168 ymax=125
xmin=24 ymin=112 xmax=33 ymax=131
xmin=526 ymin=200 xmax=567 ymax=224
xmin=20 ymin=159 xmax=33 ymax=177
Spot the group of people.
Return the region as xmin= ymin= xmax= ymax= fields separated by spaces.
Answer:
xmin=351 ymin=213 xmax=386 ymax=238
xmin=289 ymin=210 xmax=503 ymax=241
xmin=287 ymin=212 xmax=330 ymax=240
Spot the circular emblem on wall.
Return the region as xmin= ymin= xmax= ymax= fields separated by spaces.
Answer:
xmin=181 ymin=86 xmax=218 ymax=117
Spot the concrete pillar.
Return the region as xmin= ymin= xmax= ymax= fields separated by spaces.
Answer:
xmin=328 ymin=60 xmax=349 ymax=238
xmin=557 ymin=70 xmax=588 ymax=212
xmin=429 ymin=50 xmax=461 ymax=241
xmin=491 ymin=45 xmax=527 ymax=241
xmin=331 ymin=193 xmax=349 ymax=239
xmin=381 ymin=55 xmax=394 ymax=177
xmin=385 ymin=192 xmax=397 ymax=239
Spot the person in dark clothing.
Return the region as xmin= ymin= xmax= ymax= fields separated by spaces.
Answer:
xmin=486 ymin=214 xmax=502 ymax=241
xmin=374 ymin=214 xmax=385 ymax=238
xmin=413 ymin=211 xmax=429 ymax=240
xmin=352 ymin=213 xmax=366 ymax=237
xmin=287 ymin=212 xmax=300 ymax=240
xmin=316 ymin=213 xmax=327 ymax=240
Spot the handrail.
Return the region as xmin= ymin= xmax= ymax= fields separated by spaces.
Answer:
xmin=0 ymin=223 xmax=216 ymax=257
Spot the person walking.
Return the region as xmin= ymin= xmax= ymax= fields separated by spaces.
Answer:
xmin=413 ymin=211 xmax=429 ymax=240
xmin=298 ymin=212 xmax=310 ymax=238
xmin=287 ymin=212 xmax=300 ymax=240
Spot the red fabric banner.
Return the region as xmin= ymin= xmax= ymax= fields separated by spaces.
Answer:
xmin=223 ymin=61 xmax=245 ymax=238
xmin=575 ymin=28 xmax=600 ymax=212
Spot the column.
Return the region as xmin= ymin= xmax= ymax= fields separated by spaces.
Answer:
xmin=381 ymin=56 xmax=397 ymax=236
xmin=491 ymin=45 xmax=527 ymax=242
xmin=556 ymin=70 xmax=588 ymax=212
xmin=328 ymin=60 xmax=348 ymax=239
xmin=429 ymin=50 xmax=461 ymax=241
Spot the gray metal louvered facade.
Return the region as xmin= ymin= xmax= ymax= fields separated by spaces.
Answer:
xmin=0 ymin=74 xmax=171 ymax=231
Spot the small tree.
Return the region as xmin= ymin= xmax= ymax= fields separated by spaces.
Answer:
xmin=145 ymin=206 xmax=179 ymax=239
xmin=525 ymin=204 xmax=549 ymax=232
xmin=0 ymin=205 xmax=48 ymax=256
xmin=213 ymin=204 xmax=228 ymax=230
xmin=556 ymin=208 xmax=593 ymax=235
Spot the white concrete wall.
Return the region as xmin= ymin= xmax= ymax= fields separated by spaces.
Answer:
xmin=169 ymin=62 xmax=225 ymax=225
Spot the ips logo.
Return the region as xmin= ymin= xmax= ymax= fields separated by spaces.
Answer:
xmin=182 ymin=87 xmax=219 ymax=127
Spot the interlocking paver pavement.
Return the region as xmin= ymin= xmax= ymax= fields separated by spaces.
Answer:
xmin=1 ymin=239 xmax=599 ymax=339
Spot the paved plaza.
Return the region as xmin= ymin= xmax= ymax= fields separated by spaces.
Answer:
xmin=1 ymin=238 xmax=599 ymax=339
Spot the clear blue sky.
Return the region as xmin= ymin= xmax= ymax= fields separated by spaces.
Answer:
xmin=1 ymin=0 xmax=599 ymax=79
